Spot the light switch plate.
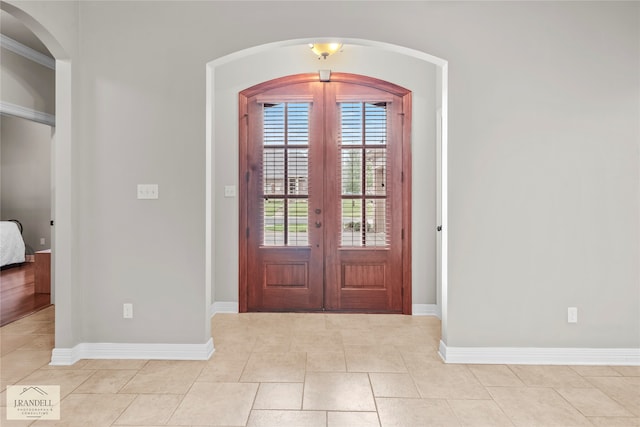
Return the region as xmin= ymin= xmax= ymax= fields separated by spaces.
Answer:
xmin=123 ymin=303 xmax=133 ymax=319
xmin=137 ymin=184 xmax=159 ymax=199
xmin=224 ymin=185 xmax=236 ymax=198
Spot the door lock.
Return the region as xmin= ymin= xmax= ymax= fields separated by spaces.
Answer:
xmin=315 ymin=208 xmax=321 ymax=214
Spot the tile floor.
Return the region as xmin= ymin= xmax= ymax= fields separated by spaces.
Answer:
xmin=1 ymin=306 xmax=639 ymax=426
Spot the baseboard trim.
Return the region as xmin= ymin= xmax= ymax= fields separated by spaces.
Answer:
xmin=50 ymin=338 xmax=214 ymax=366
xmin=210 ymin=301 xmax=239 ymax=317
xmin=412 ymin=304 xmax=441 ymax=318
xmin=209 ymin=302 xmax=439 ymax=318
xmin=439 ymin=340 xmax=640 ymax=365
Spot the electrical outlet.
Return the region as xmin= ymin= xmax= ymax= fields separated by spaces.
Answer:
xmin=567 ymin=307 xmax=578 ymax=323
xmin=123 ymin=303 xmax=133 ymax=319
xmin=40 ymin=237 xmax=46 ymax=245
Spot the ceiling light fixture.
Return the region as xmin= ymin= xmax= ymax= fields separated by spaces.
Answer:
xmin=309 ymin=43 xmax=343 ymax=60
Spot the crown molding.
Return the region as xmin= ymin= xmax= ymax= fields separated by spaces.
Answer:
xmin=1 ymin=34 xmax=55 ymax=70
xmin=0 ymin=101 xmax=55 ymax=127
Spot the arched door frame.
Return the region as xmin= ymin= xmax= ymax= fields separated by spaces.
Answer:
xmin=238 ymin=72 xmax=413 ymax=314
xmin=206 ymin=38 xmax=449 ymax=343
xmin=0 ymin=2 xmax=76 ymax=352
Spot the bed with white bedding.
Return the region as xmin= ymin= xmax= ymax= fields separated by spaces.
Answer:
xmin=1 ymin=220 xmax=26 ymax=267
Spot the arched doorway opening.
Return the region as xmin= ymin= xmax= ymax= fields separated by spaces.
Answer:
xmin=0 ymin=1 xmax=76 ymax=354
xmin=206 ymin=39 xmax=449 ymax=345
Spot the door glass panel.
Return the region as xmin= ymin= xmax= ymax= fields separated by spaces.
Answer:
xmin=365 ymin=199 xmax=388 ymax=246
xmin=341 ymin=199 xmax=363 ymax=247
xmin=341 ymin=149 xmax=362 ymax=195
xmin=263 ymin=198 xmax=284 ymax=246
xmin=287 ymin=103 xmax=310 ymax=145
xmin=365 ymin=103 xmax=387 ymax=145
xmin=262 ymin=102 xmax=311 ymax=246
xmin=365 ymin=149 xmax=386 ymax=195
xmin=263 ymin=148 xmax=285 ymax=195
xmin=340 ymin=102 xmax=362 ymax=145
xmin=339 ymin=102 xmax=389 ymax=248
xmin=263 ymin=103 xmax=285 ymax=145
xmin=288 ymin=149 xmax=308 ymax=194
xmin=287 ymin=199 xmax=308 ymax=246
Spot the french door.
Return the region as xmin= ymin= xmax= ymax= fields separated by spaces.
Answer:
xmin=239 ymin=73 xmax=412 ymax=313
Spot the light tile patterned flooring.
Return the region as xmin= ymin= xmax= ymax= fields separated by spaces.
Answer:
xmin=1 ymin=306 xmax=639 ymax=426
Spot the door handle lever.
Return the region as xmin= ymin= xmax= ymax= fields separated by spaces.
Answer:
xmin=315 ymin=221 xmax=322 ymax=228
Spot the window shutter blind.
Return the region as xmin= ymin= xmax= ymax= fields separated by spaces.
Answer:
xmin=338 ymin=102 xmax=390 ymax=247
xmin=262 ymin=102 xmax=310 ymax=246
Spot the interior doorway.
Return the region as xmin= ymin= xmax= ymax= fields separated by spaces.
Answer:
xmin=239 ymin=73 xmax=412 ymax=313
xmin=0 ymin=10 xmax=55 ymax=325
xmin=1 ymin=1 xmax=77 ymax=355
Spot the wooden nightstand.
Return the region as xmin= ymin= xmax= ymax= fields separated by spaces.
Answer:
xmin=35 ymin=249 xmax=51 ymax=294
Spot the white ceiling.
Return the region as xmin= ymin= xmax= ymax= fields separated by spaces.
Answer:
xmin=1 ymin=10 xmax=53 ymax=57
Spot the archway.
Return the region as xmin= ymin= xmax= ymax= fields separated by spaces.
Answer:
xmin=205 ymin=39 xmax=449 ymax=346
xmin=0 ymin=2 xmax=76 ymax=354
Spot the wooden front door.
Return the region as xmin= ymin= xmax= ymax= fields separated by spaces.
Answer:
xmin=239 ymin=74 xmax=412 ymax=313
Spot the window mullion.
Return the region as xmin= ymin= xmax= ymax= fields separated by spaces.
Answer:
xmin=361 ymin=103 xmax=367 ymax=246
xmin=283 ymin=103 xmax=289 ymax=245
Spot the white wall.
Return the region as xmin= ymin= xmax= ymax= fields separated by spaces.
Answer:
xmin=443 ymin=3 xmax=639 ymax=348
xmin=0 ymin=115 xmax=52 ymax=251
xmin=4 ymin=1 xmax=637 ymax=352
xmin=213 ymin=44 xmax=438 ymax=306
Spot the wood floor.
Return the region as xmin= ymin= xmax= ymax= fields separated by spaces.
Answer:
xmin=0 ymin=262 xmax=51 ymax=326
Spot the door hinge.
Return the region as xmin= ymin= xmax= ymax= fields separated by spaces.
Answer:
xmin=401 ymin=229 xmax=404 ymax=240
xmin=246 ymin=227 xmax=249 ymax=238
xmin=245 ymin=171 xmax=250 ymax=182
xmin=401 ymin=171 xmax=404 ymax=183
